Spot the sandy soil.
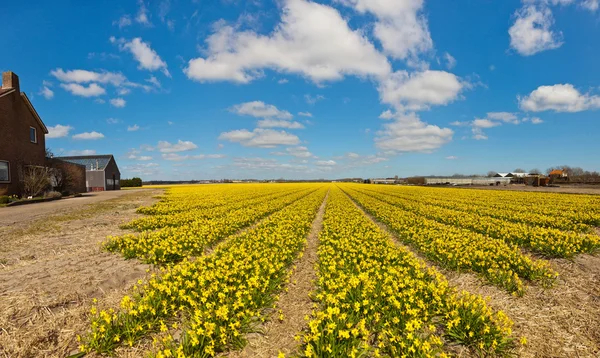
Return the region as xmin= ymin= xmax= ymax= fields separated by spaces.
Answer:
xmin=0 ymin=190 xmax=162 ymax=358
xmin=224 ymin=192 xmax=328 ymax=358
xmin=344 ymin=191 xmax=600 ymax=358
xmin=459 ymin=184 xmax=600 ymax=195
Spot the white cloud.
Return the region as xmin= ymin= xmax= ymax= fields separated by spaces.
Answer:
xmin=273 ymin=146 xmax=313 ymax=158
xmin=114 ymin=15 xmax=132 ymax=28
xmin=68 ymin=149 xmax=97 ymax=156
xmin=519 ymin=84 xmax=600 ymax=112
xmin=72 ymin=131 xmax=105 ymax=140
xmin=375 ymin=112 xmax=453 ymax=152
xmin=487 ymin=112 xmax=519 ymax=124
xmin=146 ymin=75 xmax=161 ymax=87
xmin=184 ymin=0 xmax=391 ymax=84
xmin=136 ymin=0 xmax=151 ymax=25
xmin=450 ymin=120 xmax=469 ymax=126
xmin=110 ymin=98 xmax=127 ymax=107
xmin=531 ymin=117 xmax=544 ymax=124
xmin=298 ymin=111 xmax=313 ymax=117
xmin=46 ymin=124 xmax=73 ymax=139
xmin=446 ymin=156 xmax=458 ymax=160
xmin=305 ymin=94 xmax=325 ymax=105
xmin=472 ymin=127 xmax=488 ymax=140
xmin=278 ymin=78 xmax=289 ymax=84
xmin=157 ymin=140 xmax=198 ymax=153
xmin=117 ymin=88 xmax=131 ymax=96
xmin=127 ymin=124 xmax=140 ymax=132
xmin=39 ymin=85 xmax=54 ymax=99
xmin=444 ymin=52 xmax=456 ymax=69
xmin=378 ymin=70 xmax=465 ymax=111
xmin=230 ymin=101 xmax=293 ymax=119
xmin=337 ymin=0 xmax=433 ymax=64
xmin=472 ymin=118 xmax=501 ymax=128
xmin=316 ymin=160 xmax=336 ymax=166
xmin=379 ymin=110 xmax=395 ymax=120
xmin=51 ymin=68 xmax=127 ymax=86
xmin=581 ymin=0 xmax=599 ymax=11
xmin=116 ymin=38 xmax=170 ymax=76
xmin=138 ymin=156 xmax=153 ymax=161
xmin=162 ymin=153 xmax=225 ymax=161
xmin=106 ymin=118 xmax=120 ymax=124
xmin=347 ymin=152 xmax=360 ymax=158
xmin=257 ymin=119 xmax=305 ymax=129
xmin=231 ymin=157 xmax=308 ymax=172
xmin=219 ymin=128 xmax=300 ymax=148
xmin=60 ymin=83 xmax=106 ymax=97
xmin=509 ymin=5 xmax=562 ymax=56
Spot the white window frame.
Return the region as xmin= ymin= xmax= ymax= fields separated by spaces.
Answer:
xmin=30 ymin=126 xmax=38 ymax=144
xmin=0 ymin=161 xmax=10 ymax=183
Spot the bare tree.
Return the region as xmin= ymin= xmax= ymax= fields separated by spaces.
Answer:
xmin=529 ymin=168 xmax=541 ymax=175
xmin=22 ymin=166 xmax=50 ymax=197
xmin=513 ymin=168 xmax=526 ymax=173
xmin=487 ymin=171 xmax=498 ymax=177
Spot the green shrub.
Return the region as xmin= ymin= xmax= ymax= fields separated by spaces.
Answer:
xmin=121 ymin=177 xmax=143 ymax=187
xmin=0 ymin=196 xmax=9 ymax=204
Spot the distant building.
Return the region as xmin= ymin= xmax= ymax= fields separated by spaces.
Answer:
xmin=56 ymin=155 xmax=121 ymax=191
xmin=0 ymin=71 xmax=49 ymax=195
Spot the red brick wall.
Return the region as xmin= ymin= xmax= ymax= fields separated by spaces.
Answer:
xmin=0 ymin=92 xmax=47 ymax=196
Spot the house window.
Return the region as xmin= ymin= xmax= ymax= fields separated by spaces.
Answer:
xmin=0 ymin=161 xmax=10 ymax=183
xmin=30 ymin=127 xmax=37 ymax=143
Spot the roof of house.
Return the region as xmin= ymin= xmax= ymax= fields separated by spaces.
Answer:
xmin=56 ymin=155 xmax=114 ymax=171
xmin=495 ymin=173 xmax=511 ymax=177
xmin=21 ymin=93 xmax=49 ymax=134
xmin=549 ymin=169 xmax=565 ymax=175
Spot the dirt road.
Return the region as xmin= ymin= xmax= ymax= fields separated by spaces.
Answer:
xmin=0 ymin=189 xmax=148 ymax=227
xmin=0 ymin=189 xmax=162 ymax=358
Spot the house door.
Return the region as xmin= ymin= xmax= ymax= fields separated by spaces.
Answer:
xmin=112 ymin=174 xmax=116 ymax=190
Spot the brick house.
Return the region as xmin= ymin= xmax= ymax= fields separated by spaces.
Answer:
xmin=0 ymin=71 xmax=49 ymax=196
xmin=56 ymin=155 xmax=121 ymax=191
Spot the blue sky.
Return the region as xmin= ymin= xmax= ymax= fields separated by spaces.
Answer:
xmin=2 ymin=0 xmax=599 ymax=180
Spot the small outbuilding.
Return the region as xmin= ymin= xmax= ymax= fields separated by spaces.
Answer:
xmin=56 ymin=155 xmax=121 ymax=191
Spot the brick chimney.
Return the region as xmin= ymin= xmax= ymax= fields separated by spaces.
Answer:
xmin=2 ymin=71 xmax=20 ymax=93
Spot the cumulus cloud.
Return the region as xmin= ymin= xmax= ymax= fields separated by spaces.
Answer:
xmin=378 ymin=70 xmax=465 ymax=111
xmin=446 ymin=156 xmax=458 ymax=160
xmin=39 ymin=81 xmax=54 ymax=99
xmin=163 ymin=153 xmax=226 ymax=161
xmin=337 ymin=0 xmax=433 ymax=64
xmin=113 ymin=37 xmax=170 ymax=76
xmin=51 ymin=68 xmax=127 ymax=86
xmin=60 ymin=83 xmax=106 ymax=97
xmin=519 ymin=84 xmax=600 ymax=112
xmin=229 ymin=101 xmax=293 ymax=119
xmin=375 ymin=112 xmax=453 ymax=152
xmin=184 ymin=0 xmax=391 ymax=84
xmin=127 ymin=124 xmax=140 ymax=131
xmin=305 ymin=94 xmax=325 ymax=105
xmin=530 ymin=117 xmax=544 ymax=124
xmin=110 ymin=98 xmax=127 ymax=107
xmin=136 ymin=0 xmax=151 ymax=25
xmin=472 ymin=118 xmax=501 ymax=128
xmin=272 ymin=146 xmax=313 ymax=158
xmin=509 ymin=5 xmax=562 ymax=56
xmin=257 ymin=119 xmax=304 ymax=129
xmin=157 ymin=140 xmax=198 ymax=153
xmin=219 ymin=128 xmax=300 ymax=148
xmin=72 ymin=131 xmax=105 ymax=140
xmin=487 ymin=112 xmax=520 ymax=124
xmin=316 ymin=160 xmax=337 ymax=166
xmin=581 ymin=0 xmax=599 ymax=11
xmin=298 ymin=111 xmax=313 ymax=117
xmin=472 ymin=127 xmax=488 ymax=140
xmin=46 ymin=124 xmax=73 ymax=138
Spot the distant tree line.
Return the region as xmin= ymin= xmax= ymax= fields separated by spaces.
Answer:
xmin=121 ymin=177 xmax=143 ymax=187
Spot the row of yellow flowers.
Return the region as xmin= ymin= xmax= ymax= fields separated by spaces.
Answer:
xmin=136 ymin=184 xmax=299 ymax=216
xmin=359 ymin=186 xmax=599 ymax=258
xmin=82 ymin=186 xmax=328 ymax=356
xmin=301 ymin=187 xmax=514 ymax=357
xmin=375 ymin=185 xmax=600 ymax=231
xmin=123 ymin=186 xmax=305 ymax=232
xmin=104 ymin=186 xmax=317 ymax=265
xmin=343 ymin=185 xmax=557 ymax=295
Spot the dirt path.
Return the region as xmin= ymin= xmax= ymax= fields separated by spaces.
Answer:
xmin=0 ymin=189 xmax=162 ymax=358
xmin=224 ymin=191 xmax=329 ymax=358
xmin=0 ymin=189 xmax=151 ymax=228
xmin=343 ymin=189 xmax=600 ymax=358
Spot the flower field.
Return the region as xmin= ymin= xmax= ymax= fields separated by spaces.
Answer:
xmin=79 ymin=183 xmax=600 ymax=357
